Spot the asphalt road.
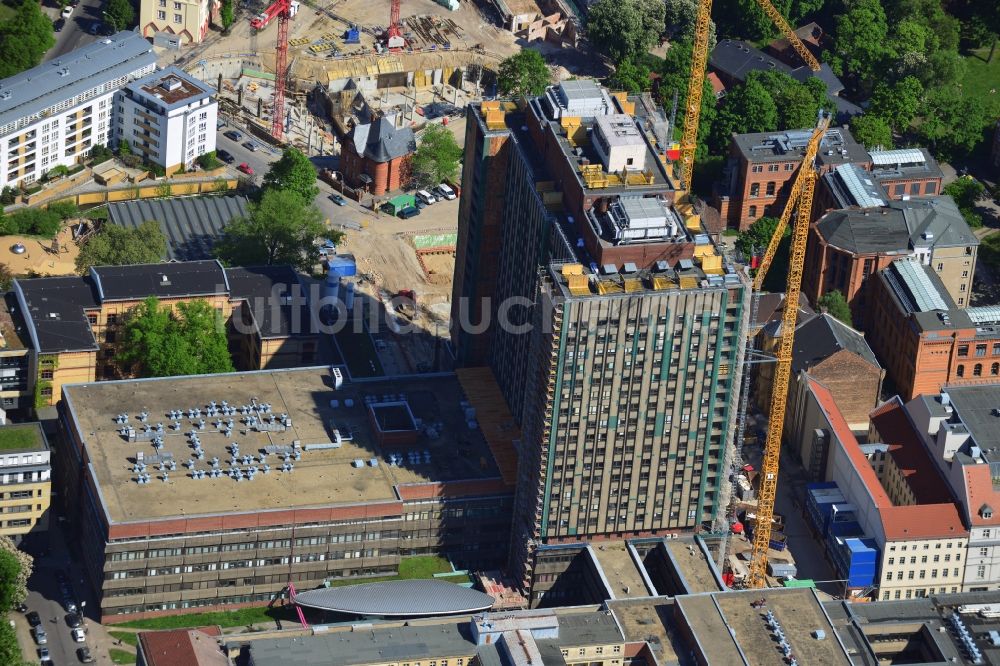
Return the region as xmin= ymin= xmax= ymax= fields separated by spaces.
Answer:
xmin=215 ymin=125 xmax=280 ymax=184
xmin=43 ymin=0 xmax=107 ymax=62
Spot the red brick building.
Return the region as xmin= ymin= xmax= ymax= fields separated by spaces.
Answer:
xmin=341 ymin=116 xmax=415 ymax=196
xmin=866 ymin=259 xmax=1000 ymax=400
xmin=711 ymin=127 xmax=869 ymax=230
xmin=804 ymin=196 xmax=978 ymax=325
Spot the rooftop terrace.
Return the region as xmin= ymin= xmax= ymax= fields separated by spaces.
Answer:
xmin=61 ymin=368 xmax=504 ymax=524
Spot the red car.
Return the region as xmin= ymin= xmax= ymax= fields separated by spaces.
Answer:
xmin=237 ymin=163 xmax=254 ymax=175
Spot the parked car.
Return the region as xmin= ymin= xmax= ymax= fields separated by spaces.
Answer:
xmin=38 ymin=646 xmax=50 ymax=660
xmin=216 ymin=149 xmax=235 ymax=164
xmin=329 ymin=194 xmax=347 ymax=206
xmin=77 ymin=646 xmax=95 ymax=663
xmin=54 ymin=18 xmax=65 ymax=31
xmin=66 ymin=613 xmax=82 ymax=629
xmin=71 ymin=627 xmax=86 ymax=643
xmin=64 ymin=598 xmax=78 ymax=613
xmin=237 ymin=163 xmax=254 ymax=175
xmin=416 ymin=189 xmax=436 ymax=205
xmin=15 ymin=603 xmax=26 ymax=613
xmin=223 ymin=130 xmax=242 ymax=141
xmin=33 ymin=627 xmax=47 ymax=645
xmin=435 ymin=183 xmax=456 ymax=200
xmin=87 ymin=21 xmax=101 ymax=34
xmin=242 ymin=141 xmax=258 ymax=152
xmin=398 ymin=206 xmax=420 ymax=219
xmin=26 ymin=611 xmax=41 ymax=627
xmin=61 ymin=5 xmax=73 ymax=18
xmin=216 ymin=118 xmax=226 ymax=130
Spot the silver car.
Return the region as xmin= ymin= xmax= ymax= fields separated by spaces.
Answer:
xmin=33 ymin=627 xmax=47 ymax=645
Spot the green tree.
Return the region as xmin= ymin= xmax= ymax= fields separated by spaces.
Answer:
xmin=586 ymin=0 xmax=663 ymax=63
xmin=709 ymin=78 xmax=778 ymax=153
xmin=0 ymin=617 xmax=23 ymax=666
xmin=262 ymin=147 xmax=318 ymax=204
xmin=0 ymin=0 xmax=55 ymax=78
xmin=868 ymin=76 xmax=923 ymax=133
xmin=608 ymin=57 xmax=651 ymax=93
xmin=827 ymin=0 xmax=891 ymax=84
xmin=737 ymin=216 xmax=790 ymax=292
xmin=713 ymin=0 xmax=790 ymax=42
xmin=411 ymin=123 xmax=463 ymax=189
xmin=818 ymin=290 xmax=853 ymax=325
xmin=220 ymin=0 xmax=235 ymax=30
xmin=214 ymin=188 xmax=338 ymax=272
xmin=944 ymin=177 xmax=986 ymax=229
xmin=0 ymin=536 xmax=32 ymax=608
xmin=0 ymin=549 xmax=21 ymax=612
xmin=663 ymin=0 xmax=716 ymax=48
xmin=745 ymin=70 xmax=828 ymax=131
xmin=75 ymin=220 xmax=167 ymax=273
xmin=657 ymin=41 xmax=716 ymax=158
xmin=918 ymin=86 xmax=990 ymax=162
xmin=497 ymin=49 xmax=551 ymax=97
xmin=103 ymin=0 xmax=135 ymax=30
xmin=119 ymin=297 xmax=234 ymax=378
xmin=850 ymin=114 xmax=893 ymax=149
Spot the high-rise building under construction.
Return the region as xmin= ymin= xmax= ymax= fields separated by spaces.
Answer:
xmin=451 ymin=81 xmax=751 ymax=594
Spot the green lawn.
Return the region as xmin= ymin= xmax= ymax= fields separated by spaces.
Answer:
xmin=109 ymin=649 xmax=137 ymax=665
xmin=113 ymin=557 xmax=468 ymax=630
xmin=0 ymin=424 xmax=43 ymax=452
xmin=108 ymin=631 xmax=139 ymax=647
xmin=962 ymin=49 xmax=1000 ymax=117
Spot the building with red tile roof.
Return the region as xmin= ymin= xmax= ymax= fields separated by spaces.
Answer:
xmin=137 ymin=627 xmax=226 ymax=666
xmin=806 ymin=378 xmax=968 ymax=600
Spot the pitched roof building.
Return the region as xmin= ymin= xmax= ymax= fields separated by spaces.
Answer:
xmin=137 ymin=628 xmax=226 ymax=666
xmin=805 ymin=196 xmax=978 ymax=323
xmin=341 ymin=116 xmax=416 ymax=196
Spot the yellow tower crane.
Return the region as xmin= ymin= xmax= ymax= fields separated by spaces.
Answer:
xmin=677 ymin=0 xmax=821 ymax=195
xmin=745 ymin=115 xmax=828 ymax=589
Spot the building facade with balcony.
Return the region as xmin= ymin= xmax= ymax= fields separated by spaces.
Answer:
xmin=0 ymin=32 xmax=156 ymax=190
xmin=114 ymin=67 xmax=217 ymax=175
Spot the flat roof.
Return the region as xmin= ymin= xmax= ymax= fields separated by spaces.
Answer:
xmin=107 ymin=195 xmax=250 ymax=261
xmin=293 ymin=579 xmax=494 ymax=617
xmin=92 ymin=260 xmax=228 ymax=301
xmin=607 ymin=597 xmax=682 ymax=664
xmin=591 ymin=542 xmax=649 ymax=599
xmin=0 ymin=423 xmax=47 ymax=453
xmin=61 ymin=368 xmax=504 ymax=524
xmin=126 ymin=66 xmax=213 ymax=112
xmin=732 ymin=126 xmax=869 ymax=167
xmin=946 ymin=385 xmax=1000 ymax=467
xmin=666 ymin=539 xmax=722 ymax=594
xmin=0 ymin=32 xmax=156 ymax=132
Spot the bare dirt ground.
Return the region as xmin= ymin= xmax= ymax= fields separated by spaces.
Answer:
xmin=419 ymin=252 xmax=455 ymax=285
xmin=0 ymin=224 xmax=80 ymax=276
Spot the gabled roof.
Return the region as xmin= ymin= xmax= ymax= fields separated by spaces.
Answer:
xmin=349 ymin=116 xmax=416 ymax=163
xmin=13 ymin=277 xmax=99 ymax=353
xmin=91 ymin=260 xmax=229 ymax=301
xmin=791 ymin=313 xmax=880 ymax=375
xmin=138 ymin=628 xmax=226 ymax=666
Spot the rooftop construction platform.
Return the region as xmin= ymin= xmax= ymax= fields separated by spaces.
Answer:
xmin=61 ymin=368 xmax=504 ymax=524
xmin=676 ymin=588 xmax=851 ymax=666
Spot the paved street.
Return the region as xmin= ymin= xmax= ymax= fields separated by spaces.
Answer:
xmin=43 ymin=0 xmax=106 ymax=62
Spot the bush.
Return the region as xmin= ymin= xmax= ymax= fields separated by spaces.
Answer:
xmin=145 ymin=161 xmax=166 ymax=177
xmin=43 ymin=165 xmax=69 ymax=181
xmin=2 ymin=208 xmax=63 ymax=237
xmin=0 ymin=187 xmax=17 ymax=205
xmin=120 ymin=154 xmax=142 ymax=169
xmin=197 ymin=151 xmax=222 ymax=170
xmin=88 ymin=144 xmax=114 ymax=165
xmin=47 ymin=200 xmax=79 ymax=220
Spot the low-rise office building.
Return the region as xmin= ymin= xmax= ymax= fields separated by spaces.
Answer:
xmin=866 ymin=259 xmax=1000 ymax=400
xmin=0 ymin=423 xmax=51 ymax=538
xmin=14 ymin=261 xmax=322 ymax=406
xmin=0 ymin=32 xmax=156 ymax=189
xmin=115 ymin=66 xmax=217 ymax=175
xmin=57 ymin=367 xmax=516 ymax=622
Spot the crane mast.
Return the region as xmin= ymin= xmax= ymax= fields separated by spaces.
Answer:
xmin=745 ymin=117 xmax=827 ymax=588
xmin=271 ymin=1 xmax=290 ymax=140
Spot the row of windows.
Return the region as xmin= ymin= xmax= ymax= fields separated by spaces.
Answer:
xmin=884 ymin=568 xmax=960 ymax=581
xmin=883 ymin=586 xmax=958 ymax=600
xmin=954 ymin=363 xmax=999 ymax=378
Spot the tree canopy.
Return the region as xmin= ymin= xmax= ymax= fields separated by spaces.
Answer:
xmin=868 ymin=76 xmax=923 ymax=133
xmin=585 ymin=0 xmax=664 ymax=63
xmin=849 ymin=113 xmax=893 ymax=150
xmin=119 ymin=297 xmax=234 ymax=378
xmin=709 ymin=78 xmax=779 ymax=153
xmin=0 ymin=536 xmax=32 ymax=610
xmin=663 ymin=0 xmax=716 ymax=48
xmin=104 ymin=0 xmax=135 ymax=31
xmin=262 ymin=147 xmax=319 ymax=204
xmin=738 ymin=216 xmax=790 ymax=292
xmin=411 ymin=123 xmax=463 ymax=189
xmin=497 ymin=50 xmax=551 ymax=97
xmin=76 ymin=220 xmax=167 ymax=273
xmin=0 ymin=0 xmax=55 ymax=78
xmin=917 ymin=85 xmax=989 ymax=162
xmin=943 ymin=177 xmax=986 ymax=229
xmin=657 ymin=41 xmax=716 ymax=158
xmin=828 ymin=0 xmax=891 ymax=84
xmin=220 ymin=0 xmax=235 ymax=30
xmin=818 ymin=291 xmax=853 ymax=325
xmin=608 ymin=58 xmax=651 ymax=93
xmin=214 ymin=188 xmax=338 ymax=272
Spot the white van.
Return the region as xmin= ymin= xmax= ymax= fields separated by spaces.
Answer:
xmin=416 ymin=189 xmax=436 ymax=205
xmin=437 ymin=183 xmax=457 ymax=200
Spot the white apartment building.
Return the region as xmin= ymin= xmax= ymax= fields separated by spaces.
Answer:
xmin=114 ymin=66 xmax=217 ymax=174
xmin=0 ymin=32 xmax=156 ymax=190
xmin=907 ymin=385 xmax=1000 ymax=592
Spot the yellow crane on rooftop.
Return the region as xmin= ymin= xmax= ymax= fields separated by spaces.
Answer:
xmin=677 ymin=0 xmax=821 ymax=195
